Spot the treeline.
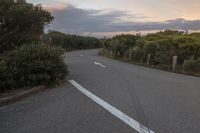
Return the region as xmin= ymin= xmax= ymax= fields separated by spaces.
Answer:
xmin=101 ymin=30 xmax=200 ymax=75
xmin=43 ymin=31 xmax=102 ymax=50
xmin=0 ymin=0 xmax=68 ymax=91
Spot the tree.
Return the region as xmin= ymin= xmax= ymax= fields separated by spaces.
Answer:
xmin=0 ymin=0 xmax=54 ymax=52
xmin=44 ymin=31 xmax=102 ymax=50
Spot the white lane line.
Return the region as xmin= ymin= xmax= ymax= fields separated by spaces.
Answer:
xmin=80 ymin=54 xmax=84 ymax=57
xmin=94 ymin=61 xmax=106 ymax=68
xmin=68 ymin=80 xmax=155 ymax=133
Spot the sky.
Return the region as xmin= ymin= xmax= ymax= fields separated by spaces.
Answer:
xmin=28 ymin=0 xmax=200 ymax=37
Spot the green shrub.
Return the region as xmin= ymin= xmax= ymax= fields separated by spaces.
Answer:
xmin=175 ymin=36 xmax=200 ymax=64
xmin=0 ymin=43 xmax=68 ymax=91
xmin=131 ymin=46 xmax=146 ymax=62
xmin=144 ymin=41 xmax=156 ymax=56
xmin=153 ymin=39 xmax=176 ymax=65
xmin=104 ymin=34 xmax=141 ymax=56
xmin=144 ymin=36 xmax=200 ymax=65
xmin=183 ymin=59 xmax=200 ymax=73
xmin=102 ymin=30 xmax=200 ymax=75
xmin=0 ymin=60 xmax=15 ymax=91
xmin=111 ymin=40 xmax=126 ymax=56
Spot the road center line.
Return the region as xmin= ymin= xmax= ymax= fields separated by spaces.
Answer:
xmin=68 ymin=80 xmax=155 ymax=133
xmin=94 ymin=61 xmax=106 ymax=68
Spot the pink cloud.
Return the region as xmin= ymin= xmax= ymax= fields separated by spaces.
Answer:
xmin=42 ymin=2 xmax=69 ymax=12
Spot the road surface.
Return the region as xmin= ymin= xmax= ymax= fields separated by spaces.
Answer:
xmin=1 ymin=49 xmax=200 ymax=133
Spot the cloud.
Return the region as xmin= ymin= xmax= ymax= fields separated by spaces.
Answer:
xmin=46 ymin=4 xmax=200 ymax=37
xmin=29 ymin=0 xmax=200 ymax=21
xmin=41 ymin=1 xmax=69 ymax=12
xmin=49 ymin=5 xmax=143 ymax=33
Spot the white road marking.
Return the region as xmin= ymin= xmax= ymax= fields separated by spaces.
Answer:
xmin=68 ymin=80 xmax=155 ymax=133
xmin=94 ymin=61 xmax=106 ymax=68
xmin=80 ymin=54 xmax=84 ymax=57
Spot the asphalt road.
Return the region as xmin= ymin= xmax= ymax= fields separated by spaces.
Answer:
xmin=1 ymin=49 xmax=200 ymax=133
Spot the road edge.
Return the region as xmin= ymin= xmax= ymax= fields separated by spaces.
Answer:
xmin=0 ymin=85 xmax=46 ymax=107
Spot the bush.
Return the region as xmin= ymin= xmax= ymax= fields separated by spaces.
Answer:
xmin=131 ymin=46 xmax=146 ymax=62
xmin=101 ymin=30 xmax=200 ymax=75
xmin=175 ymin=36 xmax=200 ymax=64
xmin=0 ymin=60 xmax=15 ymax=91
xmin=0 ymin=43 xmax=68 ymax=91
xmin=144 ymin=35 xmax=200 ymax=65
xmin=153 ymin=39 xmax=176 ymax=65
xmin=183 ymin=59 xmax=200 ymax=73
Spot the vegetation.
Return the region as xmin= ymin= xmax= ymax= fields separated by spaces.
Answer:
xmin=183 ymin=59 xmax=200 ymax=73
xmin=0 ymin=0 xmax=53 ymax=52
xmin=43 ymin=31 xmax=102 ymax=51
xmin=0 ymin=0 xmax=67 ymax=91
xmin=0 ymin=44 xmax=68 ymax=91
xmin=101 ymin=30 xmax=200 ymax=76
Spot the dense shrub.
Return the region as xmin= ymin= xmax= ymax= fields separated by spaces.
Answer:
xmin=145 ymin=30 xmax=184 ymax=41
xmin=153 ymin=38 xmax=176 ymax=65
xmin=111 ymin=39 xmax=127 ymax=56
xmin=0 ymin=60 xmax=15 ymax=91
xmin=183 ymin=59 xmax=200 ymax=73
xmin=102 ymin=30 xmax=200 ymax=75
xmin=0 ymin=43 xmax=68 ymax=91
xmin=175 ymin=36 xmax=200 ymax=64
xmin=112 ymin=34 xmax=141 ymax=48
xmin=131 ymin=46 xmax=146 ymax=62
xmin=103 ymin=34 xmax=141 ymax=56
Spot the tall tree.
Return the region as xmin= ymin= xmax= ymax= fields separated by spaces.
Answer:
xmin=0 ymin=0 xmax=54 ymax=52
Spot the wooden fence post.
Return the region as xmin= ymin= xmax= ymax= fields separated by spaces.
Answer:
xmin=117 ymin=51 xmax=120 ymax=57
xmin=147 ymin=54 xmax=151 ymax=65
xmin=172 ymin=56 xmax=177 ymax=70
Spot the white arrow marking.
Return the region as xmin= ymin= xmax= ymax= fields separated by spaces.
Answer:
xmin=94 ymin=61 xmax=106 ymax=68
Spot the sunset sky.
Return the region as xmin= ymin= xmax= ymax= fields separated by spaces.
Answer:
xmin=28 ymin=0 xmax=200 ymax=37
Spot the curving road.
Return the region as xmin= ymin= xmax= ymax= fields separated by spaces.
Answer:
xmin=1 ymin=49 xmax=200 ymax=133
